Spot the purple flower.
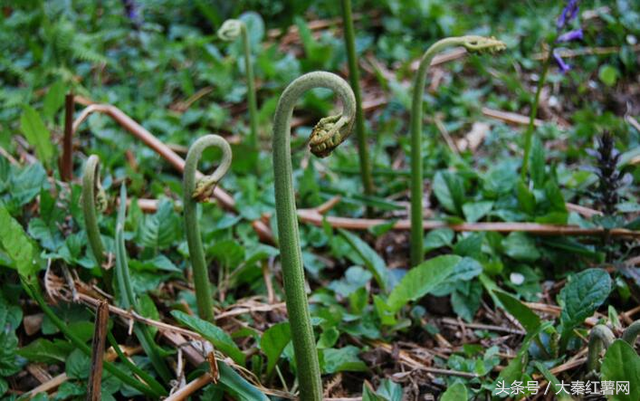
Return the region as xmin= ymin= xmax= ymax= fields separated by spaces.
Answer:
xmin=557 ymin=0 xmax=580 ymax=30
xmin=557 ymin=28 xmax=583 ymax=43
xmin=121 ymin=0 xmax=142 ymax=28
xmin=553 ymin=49 xmax=571 ymax=73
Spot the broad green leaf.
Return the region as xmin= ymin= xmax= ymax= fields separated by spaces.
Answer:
xmin=441 ymin=382 xmax=467 ymax=401
xmin=375 ymin=379 xmax=403 ymax=401
xmin=20 ymin=105 xmax=54 ymax=166
xmin=462 ymin=201 xmax=493 ymax=223
xmin=424 ymin=228 xmax=454 ymax=252
xmin=601 ymin=340 xmax=640 ymax=401
xmin=494 ymin=290 xmax=541 ymax=333
xmin=502 ymin=232 xmax=540 ymax=262
xmin=138 ymin=199 xmax=181 ymax=250
xmin=18 ymin=338 xmax=73 ymax=364
xmin=387 ymin=255 xmax=461 ymax=313
xmin=433 ymin=171 xmax=465 ymax=215
xmin=516 ymin=180 xmax=536 ymax=215
xmin=260 ymin=322 xmax=290 ymax=375
xmin=0 ymin=332 xmax=22 ymax=377
xmin=451 ymin=280 xmax=482 ymax=322
xmin=322 ymin=346 xmax=367 ymax=374
xmin=171 ymin=310 xmax=245 ymax=366
xmin=339 ymin=229 xmax=389 ymax=292
xmin=559 ymin=268 xmax=611 ymax=347
xmin=0 ymin=202 xmax=40 ymax=280
xmin=599 ymin=64 xmax=619 ymax=87
xmin=65 ymin=348 xmax=91 ymax=380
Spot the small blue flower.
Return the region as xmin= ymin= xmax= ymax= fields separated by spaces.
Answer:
xmin=553 ymin=49 xmax=571 ymax=73
xmin=557 ymin=29 xmax=583 ymax=43
xmin=557 ymin=0 xmax=580 ymax=30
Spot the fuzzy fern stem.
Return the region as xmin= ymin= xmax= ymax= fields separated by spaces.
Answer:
xmin=273 ymin=71 xmax=356 ymax=401
xmin=219 ymin=19 xmax=259 ymax=153
xmin=82 ymin=155 xmax=112 ymax=291
xmin=587 ymin=324 xmax=615 ymax=372
xmin=409 ymin=36 xmax=506 ymax=267
xmin=183 ymin=134 xmax=232 ymax=322
xmin=340 ymin=0 xmax=374 ymax=206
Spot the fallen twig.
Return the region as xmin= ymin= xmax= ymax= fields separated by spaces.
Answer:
xmin=86 ymin=300 xmax=109 ymax=401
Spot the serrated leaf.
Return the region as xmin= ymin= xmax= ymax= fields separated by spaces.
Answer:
xmin=138 ymin=199 xmax=180 ymax=250
xmin=0 ymin=332 xmax=22 ymax=376
xmin=171 ymin=310 xmax=245 ymax=366
xmin=20 ymin=105 xmax=54 ymax=166
xmin=386 ymin=255 xmax=461 ymax=313
xmin=260 ymin=322 xmax=290 ymax=375
xmin=559 ymin=268 xmax=611 ymax=345
xmin=601 ymin=340 xmax=640 ymax=401
xmin=339 ymin=229 xmax=389 ymax=292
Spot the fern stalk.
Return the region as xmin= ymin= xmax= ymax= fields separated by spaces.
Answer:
xmin=219 ymin=19 xmax=259 ymax=153
xmin=409 ymin=36 xmax=506 ymax=267
xmin=273 ymin=71 xmax=356 ymax=401
xmin=340 ymin=0 xmax=374 ymax=205
xmin=183 ymin=135 xmax=232 ymax=322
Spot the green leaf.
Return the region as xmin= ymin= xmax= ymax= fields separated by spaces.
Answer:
xmin=516 ymin=180 xmax=536 ymax=215
xmin=533 ymin=362 xmax=573 ymax=401
xmin=462 ymin=201 xmax=493 ymax=223
xmin=18 ymin=338 xmax=73 ymax=364
xmin=423 ymin=228 xmax=454 ymax=252
xmin=260 ymin=322 xmax=290 ymax=375
xmin=20 ymin=105 xmax=54 ymax=166
xmin=502 ymin=232 xmax=540 ymax=262
xmin=0 ymin=202 xmax=41 ymax=280
xmin=322 ymin=346 xmax=367 ymax=374
xmin=218 ymin=362 xmax=269 ymax=401
xmin=451 ymin=281 xmax=482 ymax=322
xmin=440 ymin=382 xmax=468 ymax=401
xmin=65 ymin=348 xmax=91 ymax=380
xmin=601 ymin=340 xmax=640 ymax=401
xmin=0 ymin=332 xmax=22 ymax=376
xmin=559 ymin=268 xmax=611 ymax=344
xmin=171 ymin=310 xmax=245 ymax=366
xmin=599 ymin=64 xmax=619 ymax=87
xmin=138 ymin=199 xmax=181 ymax=250
xmin=529 ymin=136 xmax=545 ymax=188
xmin=387 ymin=255 xmax=461 ymax=313
xmin=375 ymin=379 xmax=403 ymax=401
xmin=339 ymin=229 xmax=389 ymax=292
xmin=433 ymin=171 xmax=465 ymax=215
xmin=43 ymin=81 xmax=66 ymax=120
xmin=494 ymin=291 xmax=541 ymax=333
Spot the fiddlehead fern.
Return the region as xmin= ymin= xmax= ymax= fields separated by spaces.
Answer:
xmin=273 ymin=71 xmax=356 ymax=401
xmin=218 ymin=19 xmax=259 ymax=153
xmin=409 ymin=35 xmax=506 ymax=267
xmin=82 ymin=155 xmax=112 ymax=290
xmin=183 ymin=135 xmax=232 ymax=322
xmin=587 ymin=324 xmax=615 ymax=372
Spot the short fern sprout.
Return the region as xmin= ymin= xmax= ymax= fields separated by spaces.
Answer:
xmin=183 ymin=135 xmax=232 ymax=323
xmin=409 ymin=35 xmax=506 ymax=267
xmin=218 ymin=18 xmax=259 ymax=154
xmin=82 ymin=155 xmax=112 ymax=290
xmin=272 ymin=71 xmax=356 ymax=401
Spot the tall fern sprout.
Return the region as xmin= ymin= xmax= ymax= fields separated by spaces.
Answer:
xmin=183 ymin=135 xmax=232 ymax=322
xmin=340 ymin=0 xmax=374 ymax=203
xmin=409 ymin=36 xmax=506 ymax=267
xmin=82 ymin=155 xmax=112 ymax=290
xmin=273 ymin=72 xmax=356 ymax=401
xmin=218 ymin=19 xmax=259 ymax=153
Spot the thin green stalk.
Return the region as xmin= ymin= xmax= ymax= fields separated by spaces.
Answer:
xmin=183 ymin=134 xmax=232 ymax=322
xmin=521 ymin=42 xmax=556 ymax=180
xmin=219 ymin=19 xmax=259 ymax=152
xmin=82 ymin=155 xmax=112 ymax=291
xmin=106 ymin=331 xmax=167 ymax=396
xmin=24 ymin=280 xmax=164 ymax=398
xmin=340 ymin=0 xmax=374 ymax=205
xmin=273 ymin=71 xmax=356 ymax=401
xmin=587 ymin=324 xmax=615 ymax=372
xmin=409 ymin=36 xmax=506 ymax=267
xmin=115 ymin=185 xmax=172 ymax=383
